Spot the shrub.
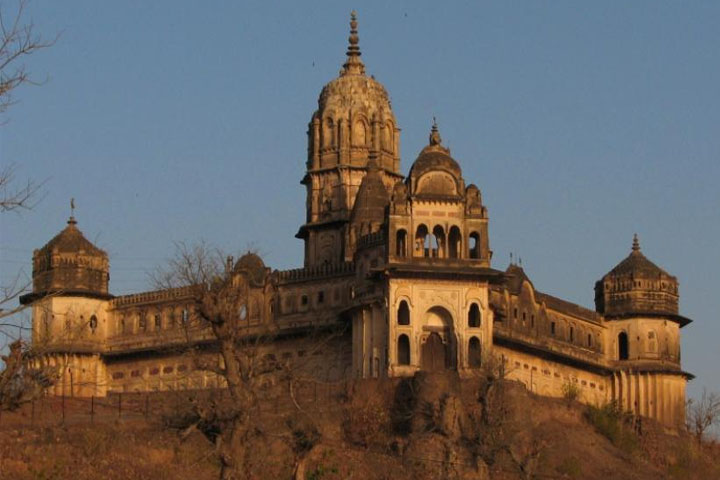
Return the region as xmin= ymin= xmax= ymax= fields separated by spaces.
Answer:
xmin=585 ymin=401 xmax=637 ymax=452
xmin=561 ymin=380 xmax=580 ymax=403
xmin=556 ymin=456 xmax=582 ymax=478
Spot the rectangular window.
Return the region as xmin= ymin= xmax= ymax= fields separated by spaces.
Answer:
xmin=551 ymin=322 xmax=556 ymax=336
xmin=317 ymin=291 xmax=324 ymax=304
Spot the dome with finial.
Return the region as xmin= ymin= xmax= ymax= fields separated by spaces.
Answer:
xmin=407 ymin=120 xmax=464 ymax=197
xmin=308 ymin=12 xmax=400 ymax=173
xmin=22 ymin=213 xmax=111 ymax=302
xmin=594 ymin=234 xmax=681 ymax=320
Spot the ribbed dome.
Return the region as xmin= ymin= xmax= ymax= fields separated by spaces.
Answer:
xmin=307 ymin=12 xmax=400 ymax=175
xmin=606 ymin=245 xmax=671 ymax=278
xmin=37 ymin=217 xmax=106 ymax=257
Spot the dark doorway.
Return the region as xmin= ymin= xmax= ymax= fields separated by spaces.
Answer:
xmin=469 ymin=337 xmax=482 ymax=368
xmin=422 ymin=333 xmax=447 ymax=371
xmin=618 ymin=332 xmax=629 ymax=360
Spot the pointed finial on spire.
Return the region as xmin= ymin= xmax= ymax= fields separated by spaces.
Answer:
xmin=68 ymin=197 xmax=77 ymax=225
xmin=429 ymin=118 xmax=442 ymax=146
xmin=632 ymin=233 xmax=640 ymax=252
xmin=342 ymin=11 xmax=365 ymax=75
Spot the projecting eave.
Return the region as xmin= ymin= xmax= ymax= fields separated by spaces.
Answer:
xmin=374 ymin=263 xmax=506 ymax=284
xmin=604 ymin=312 xmax=693 ymax=328
xmin=295 ymin=218 xmax=347 ymax=239
xmin=20 ymin=290 xmax=114 ymax=305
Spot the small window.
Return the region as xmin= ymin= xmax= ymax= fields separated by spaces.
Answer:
xmin=396 ymin=229 xmax=407 ymax=257
xmin=112 ymin=372 xmax=124 ymax=380
xmin=154 ymin=314 xmax=161 ymax=329
xmin=513 ymin=308 xmax=518 ymax=319
xmin=138 ymin=314 xmax=147 ymax=332
xmin=570 ymin=326 xmax=574 ymax=342
xmin=468 ymin=303 xmax=481 ymax=328
xmin=398 ymin=300 xmax=410 ymax=325
xmin=131 ymin=370 xmax=141 ymax=378
xmin=181 ymin=309 xmax=189 ymax=324
xmin=587 ymin=333 xmax=592 ymax=347
xmin=550 ymin=322 xmax=556 ymax=336
xmin=163 ymin=366 xmax=174 ymax=374
xmin=177 ymin=365 xmax=188 ymax=372
xmin=301 ymin=295 xmax=309 ymax=306
xmin=89 ymin=315 xmax=98 ymax=332
xmin=149 ymin=367 xmax=160 ymax=376
xmin=317 ymin=291 xmax=324 ymax=304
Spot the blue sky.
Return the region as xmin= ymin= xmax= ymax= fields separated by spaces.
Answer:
xmin=1 ymin=1 xmax=718 ymax=400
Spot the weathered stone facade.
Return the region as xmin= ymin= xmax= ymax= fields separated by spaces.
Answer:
xmin=22 ymin=13 xmax=691 ymax=428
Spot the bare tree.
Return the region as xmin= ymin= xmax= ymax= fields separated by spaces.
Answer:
xmin=687 ymin=388 xmax=720 ymax=443
xmin=0 ymin=0 xmax=56 ymax=404
xmin=0 ymin=339 xmax=55 ymax=410
xmin=1 ymin=0 xmax=56 ymax=115
xmin=154 ymin=242 xmax=339 ymax=479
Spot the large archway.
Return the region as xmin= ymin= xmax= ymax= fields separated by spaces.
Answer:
xmin=420 ymin=306 xmax=456 ymax=371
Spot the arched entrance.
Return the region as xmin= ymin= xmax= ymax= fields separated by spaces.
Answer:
xmin=420 ymin=306 xmax=456 ymax=371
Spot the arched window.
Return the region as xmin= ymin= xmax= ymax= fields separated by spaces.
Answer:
xmin=424 ymin=232 xmax=438 ymax=257
xmin=433 ymin=225 xmax=446 ymax=258
xmin=469 ymin=337 xmax=482 ymax=368
xmin=469 ymin=232 xmax=480 ymax=259
xmin=154 ymin=314 xmax=162 ymax=330
xmin=181 ymin=308 xmax=189 ymax=325
xmin=415 ymin=224 xmax=428 ymax=257
xmin=618 ymin=332 xmax=629 ymax=360
xmin=398 ymin=300 xmax=410 ymax=325
xmin=89 ymin=315 xmax=98 ymax=333
xmin=468 ymin=303 xmax=481 ymax=328
xmin=587 ymin=333 xmax=592 ymax=347
xmin=569 ymin=326 xmax=574 ymax=342
xmin=396 ymin=229 xmax=407 ymax=257
xmin=448 ymin=226 xmax=461 ymax=258
xmin=398 ymin=334 xmax=410 ymax=365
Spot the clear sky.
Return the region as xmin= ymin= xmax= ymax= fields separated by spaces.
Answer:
xmin=1 ymin=1 xmax=718 ymax=400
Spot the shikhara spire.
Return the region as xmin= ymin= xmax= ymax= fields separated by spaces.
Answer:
xmin=342 ymin=11 xmax=365 ymax=75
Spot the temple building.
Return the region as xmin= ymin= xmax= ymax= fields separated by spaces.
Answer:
xmin=21 ymin=13 xmax=692 ymax=428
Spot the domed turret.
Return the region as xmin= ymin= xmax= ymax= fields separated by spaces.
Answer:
xmin=299 ymin=13 xmax=403 ymax=267
xmin=407 ymin=121 xmax=465 ymax=198
xmin=595 ymin=235 xmax=680 ymax=319
xmin=307 ymin=11 xmax=400 ymax=174
xmin=22 ymin=215 xmax=110 ymax=304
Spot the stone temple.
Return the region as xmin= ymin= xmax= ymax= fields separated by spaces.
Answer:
xmin=21 ymin=13 xmax=692 ymax=428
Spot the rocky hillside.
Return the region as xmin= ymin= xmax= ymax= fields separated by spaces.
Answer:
xmin=0 ymin=373 xmax=718 ymax=479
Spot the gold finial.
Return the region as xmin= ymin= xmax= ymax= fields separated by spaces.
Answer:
xmin=342 ymin=11 xmax=365 ymax=75
xmin=429 ymin=118 xmax=442 ymax=146
xmin=632 ymin=233 xmax=640 ymax=252
xmin=68 ymin=197 xmax=77 ymax=225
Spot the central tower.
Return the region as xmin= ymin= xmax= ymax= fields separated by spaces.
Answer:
xmin=297 ymin=12 xmax=403 ymax=267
